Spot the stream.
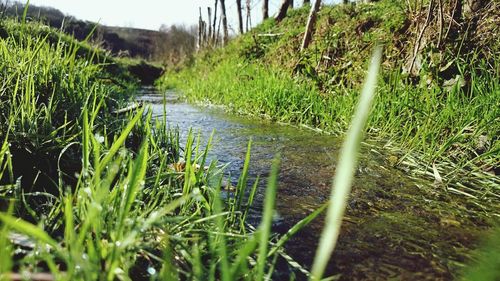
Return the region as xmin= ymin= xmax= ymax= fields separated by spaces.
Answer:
xmin=138 ymin=88 xmax=486 ymax=280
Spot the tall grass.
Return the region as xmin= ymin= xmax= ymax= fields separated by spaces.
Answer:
xmin=0 ymin=18 xmax=295 ymax=280
xmin=161 ymin=53 xmax=499 ymax=169
xmin=1 ymin=9 xmax=498 ymax=281
xmin=310 ymin=46 xmax=382 ymax=280
xmin=0 ymin=14 xmax=362 ymax=279
xmin=159 ymin=0 xmax=499 ymax=202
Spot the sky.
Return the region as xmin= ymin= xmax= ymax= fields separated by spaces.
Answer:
xmin=21 ymin=0 xmax=338 ymax=31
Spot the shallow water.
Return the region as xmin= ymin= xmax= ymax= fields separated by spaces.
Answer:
xmin=138 ymin=88 xmax=483 ymax=280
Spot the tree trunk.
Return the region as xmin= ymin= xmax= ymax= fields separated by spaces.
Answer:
xmin=236 ymin=0 xmax=244 ymax=34
xmin=198 ymin=7 xmax=203 ymax=50
xmin=220 ymin=0 xmax=229 ymax=45
xmin=275 ymin=0 xmax=292 ymax=22
xmin=343 ymin=0 xmax=348 ymax=4
xmin=246 ymin=0 xmax=252 ymax=32
xmin=263 ymin=0 xmax=269 ymax=19
xmin=202 ymin=21 xmax=207 ymax=45
xmin=301 ymin=0 xmax=322 ymax=51
xmin=207 ymin=7 xmax=212 ymax=42
xmin=212 ymin=0 xmax=218 ymax=42
xmin=216 ymin=15 xmax=222 ymax=45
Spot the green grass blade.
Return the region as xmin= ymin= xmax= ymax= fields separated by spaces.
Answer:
xmin=242 ymin=175 xmax=260 ymax=226
xmin=0 ymin=204 xmax=15 ymax=278
xmin=461 ymin=226 xmax=500 ymax=281
xmin=269 ymin=202 xmax=328 ymax=257
xmin=107 ymin=140 xmax=149 ymax=280
xmin=63 ymin=194 xmax=75 ymax=247
xmin=159 ymin=236 xmax=179 ymax=281
xmin=21 ymin=0 xmax=30 ymax=25
xmin=0 ymin=213 xmax=60 ymax=251
xmin=235 ymin=139 xmax=252 ymax=217
xmin=213 ymin=184 xmax=230 ymax=281
xmin=310 ymin=46 xmax=382 ymax=281
xmin=230 ymin=233 xmax=259 ymax=279
xmin=99 ymin=106 xmax=145 ymax=170
xmin=82 ymin=108 xmax=90 ymax=176
xmin=256 ymin=156 xmax=281 ymax=280
xmin=196 ymin=130 xmax=214 ymax=180
xmin=118 ymin=139 xmax=149 ymax=233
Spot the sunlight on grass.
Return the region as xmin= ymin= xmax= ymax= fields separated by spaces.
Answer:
xmin=310 ymin=46 xmax=383 ymax=281
xmin=2 ymin=1 xmax=499 ymax=278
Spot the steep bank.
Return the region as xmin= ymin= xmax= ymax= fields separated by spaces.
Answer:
xmin=2 ymin=1 xmax=168 ymax=60
xmin=160 ymin=0 xmax=499 ymax=201
xmin=141 ymin=90 xmax=498 ymax=280
xmin=0 ymin=19 xmax=271 ymax=280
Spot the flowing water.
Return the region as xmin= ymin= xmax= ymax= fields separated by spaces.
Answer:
xmin=139 ymin=88 xmax=487 ymax=280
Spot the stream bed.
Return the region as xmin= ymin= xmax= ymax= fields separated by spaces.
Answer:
xmin=139 ymin=88 xmax=490 ymax=280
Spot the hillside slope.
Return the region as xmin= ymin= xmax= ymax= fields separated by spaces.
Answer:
xmin=1 ymin=2 xmax=169 ymax=60
xmin=160 ymin=0 xmax=499 ymax=193
xmin=0 ymin=18 xmax=270 ymax=281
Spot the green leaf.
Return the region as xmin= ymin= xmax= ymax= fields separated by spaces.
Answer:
xmin=0 ymin=213 xmax=60 ymax=251
xmin=269 ymin=202 xmax=328 ymax=257
xmin=257 ymin=156 xmax=280 ymax=280
xmin=310 ymin=46 xmax=382 ymax=281
xmin=99 ymin=106 xmax=145 ymax=170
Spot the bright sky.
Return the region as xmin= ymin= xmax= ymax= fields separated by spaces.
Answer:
xmin=23 ymin=0 xmax=339 ymax=31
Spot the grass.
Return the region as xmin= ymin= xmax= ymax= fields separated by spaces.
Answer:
xmin=157 ymin=1 xmax=499 ymax=278
xmin=462 ymin=226 xmax=500 ymax=281
xmin=310 ymin=46 xmax=382 ymax=280
xmin=0 ymin=18 xmax=290 ymax=280
xmin=159 ymin=0 xmax=499 ymax=203
xmin=1 ymin=4 xmax=499 ymax=281
xmin=0 ymin=14 xmax=379 ymax=280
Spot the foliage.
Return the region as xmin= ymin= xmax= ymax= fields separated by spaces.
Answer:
xmin=0 ymin=1 xmax=498 ymax=280
xmin=1 ymin=0 xmax=198 ymax=65
xmin=461 ymin=226 xmax=500 ymax=281
xmin=159 ymin=0 xmax=499 ymax=201
xmin=0 ymin=18 xmax=286 ymax=280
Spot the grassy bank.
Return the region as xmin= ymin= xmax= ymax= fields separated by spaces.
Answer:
xmin=159 ymin=0 xmax=499 ymax=200
xmin=0 ymin=18 xmax=291 ymax=280
xmin=1 ymin=10 xmax=498 ymax=280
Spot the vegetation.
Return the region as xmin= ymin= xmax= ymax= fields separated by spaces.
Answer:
xmin=157 ymin=24 xmax=197 ymax=66
xmin=160 ymin=0 xmax=499 ymax=199
xmin=2 ymin=8 xmax=386 ymax=280
xmin=158 ymin=2 xmax=499 ymax=278
xmin=0 ymin=1 xmax=197 ymax=66
xmin=1 ymin=0 xmax=499 ymax=280
xmin=0 ymin=17 xmax=297 ymax=280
